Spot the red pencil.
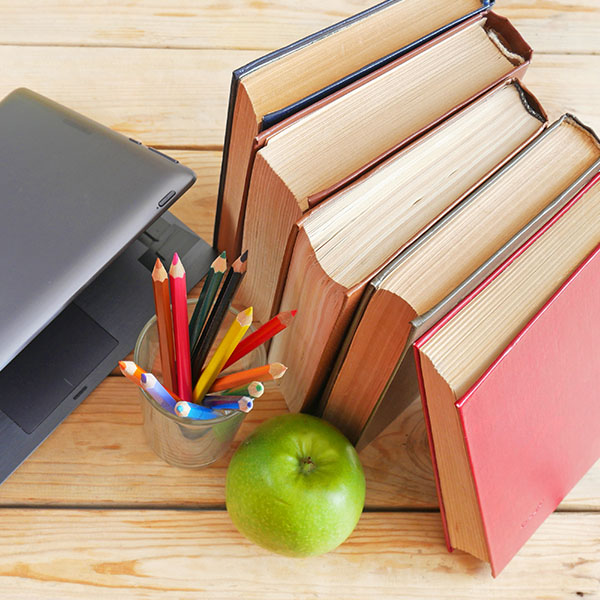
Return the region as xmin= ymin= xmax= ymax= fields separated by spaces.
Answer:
xmin=222 ymin=310 xmax=297 ymax=370
xmin=169 ymin=253 xmax=192 ymax=402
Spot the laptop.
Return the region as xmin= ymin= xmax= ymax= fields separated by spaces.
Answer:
xmin=0 ymin=88 xmax=216 ymax=483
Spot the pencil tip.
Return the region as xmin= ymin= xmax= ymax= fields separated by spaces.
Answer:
xmin=152 ymin=258 xmax=167 ymax=281
xmin=169 ymin=253 xmax=186 ymax=277
xmin=271 ymin=363 xmax=287 ymax=378
xmin=219 ymin=250 xmax=226 ymax=258
xmin=240 ymin=250 xmax=248 ymax=262
xmin=118 ymin=361 xmax=126 ymax=370
xmin=291 ymin=309 xmax=297 ymax=317
xmin=238 ymin=306 xmax=253 ymax=325
xmin=140 ymin=373 xmax=147 ymax=383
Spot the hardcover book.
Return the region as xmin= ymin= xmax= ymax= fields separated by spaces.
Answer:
xmin=267 ymin=82 xmax=552 ymax=414
xmin=215 ymin=0 xmax=494 ymax=258
xmin=320 ymin=116 xmax=600 ymax=450
xmin=238 ymin=12 xmax=532 ymax=322
xmin=414 ymin=173 xmax=600 ymax=575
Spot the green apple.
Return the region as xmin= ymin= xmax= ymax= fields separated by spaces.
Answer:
xmin=226 ymin=413 xmax=365 ymax=556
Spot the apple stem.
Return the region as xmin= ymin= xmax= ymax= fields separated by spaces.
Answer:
xmin=299 ymin=456 xmax=316 ymax=474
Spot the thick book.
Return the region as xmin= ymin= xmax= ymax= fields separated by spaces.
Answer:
xmin=215 ymin=0 xmax=494 ymax=258
xmin=414 ymin=172 xmax=600 ymax=576
xmin=267 ymin=81 xmax=546 ymax=415
xmin=320 ymin=115 xmax=600 ymax=450
xmin=238 ymin=12 xmax=532 ymax=322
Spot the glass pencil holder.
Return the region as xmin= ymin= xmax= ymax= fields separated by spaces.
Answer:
xmin=134 ymin=298 xmax=266 ymax=469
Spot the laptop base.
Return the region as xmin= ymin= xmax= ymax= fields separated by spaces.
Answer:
xmin=0 ymin=212 xmax=215 ymax=484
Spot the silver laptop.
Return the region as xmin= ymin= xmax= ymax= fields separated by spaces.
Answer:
xmin=0 ymin=88 xmax=215 ymax=482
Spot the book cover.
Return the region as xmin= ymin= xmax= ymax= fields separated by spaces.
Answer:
xmin=414 ymin=173 xmax=600 ymax=575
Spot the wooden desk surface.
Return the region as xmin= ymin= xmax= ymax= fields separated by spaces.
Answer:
xmin=1 ymin=2 xmax=599 ymax=597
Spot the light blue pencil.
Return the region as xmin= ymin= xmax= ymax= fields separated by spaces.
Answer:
xmin=140 ymin=373 xmax=178 ymax=412
xmin=204 ymin=396 xmax=253 ymax=413
xmin=174 ymin=401 xmax=219 ymax=420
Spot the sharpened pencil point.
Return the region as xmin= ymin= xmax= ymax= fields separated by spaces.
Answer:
xmin=233 ymin=251 xmax=249 ymax=274
xmin=151 ymin=258 xmax=168 ymax=282
xmin=271 ymin=363 xmax=287 ymax=378
xmin=212 ymin=252 xmax=228 ymax=273
xmin=238 ymin=306 xmax=253 ymax=327
xmin=169 ymin=254 xmax=186 ymax=278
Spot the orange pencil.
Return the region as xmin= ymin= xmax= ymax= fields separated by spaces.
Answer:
xmin=169 ymin=253 xmax=193 ymax=402
xmin=119 ymin=360 xmax=144 ymax=384
xmin=222 ymin=310 xmax=297 ymax=370
xmin=208 ymin=362 xmax=287 ymax=393
xmin=152 ymin=258 xmax=177 ymax=391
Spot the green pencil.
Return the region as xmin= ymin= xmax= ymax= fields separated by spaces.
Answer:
xmin=221 ymin=381 xmax=264 ymax=398
xmin=189 ymin=251 xmax=227 ymax=348
xmin=191 ymin=250 xmax=248 ymax=380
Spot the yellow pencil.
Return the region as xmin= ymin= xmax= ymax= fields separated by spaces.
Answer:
xmin=193 ymin=307 xmax=253 ymax=402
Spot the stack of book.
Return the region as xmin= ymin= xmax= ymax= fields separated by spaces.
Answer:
xmin=214 ymin=0 xmax=600 ymax=576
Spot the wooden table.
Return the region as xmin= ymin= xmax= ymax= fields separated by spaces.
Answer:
xmin=1 ymin=2 xmax=599 ymax=597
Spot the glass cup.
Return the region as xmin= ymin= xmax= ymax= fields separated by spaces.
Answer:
xmin=133 ymin=299 xmax=266 ymax=468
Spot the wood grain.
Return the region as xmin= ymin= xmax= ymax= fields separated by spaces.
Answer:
xmin=497 ymin=0 xmax=600 ymax=54
xmin=0 ymin=46 xmax=261 ymax=147
xmin=0 ymin=1 xmax=379 ymax=50
xmin=0 ymin=510 xmax=597 ymax=599
xmin=2 ymin=1 xmax=599 ymax=55
xmin=0 ymin=379 xmax=597 ymax=511
xmin=0 ymin=48 xmax=598 ymax=148
xmin=1 ymin=1 xmax=599 ymax=593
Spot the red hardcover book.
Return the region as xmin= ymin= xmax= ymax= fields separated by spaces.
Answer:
xmin=414 ymin=173 xmax=600 ymax=575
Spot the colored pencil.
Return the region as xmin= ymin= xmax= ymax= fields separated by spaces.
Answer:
xmin=169 ymin=253 xmax=193 ymax=402
xmin=204 ymin=396 xmax=253 ymax=413
xmin=192 ymin=307 xmax=253 ymax=402
xmin=151 ymin=258 xmax=177 ymax=391
xmin=140 ymin=372 xmax=179 ymax=412
xmin=221 ymin=381 xmax=264 ymax=398
xmin=188 ymin=251 xmax=227 ymax=349
xmin=118 ymin=360 xmax=144 ymax=384
xmin=208 ymin=363 xmax=287 ymax=393
xmin=222 ymin=309 xmax=297 ymax=369
xmin=191 ymin=250 xmax=248 ymax=379
xmin=174 ymin=401 xmax=219 ymax=420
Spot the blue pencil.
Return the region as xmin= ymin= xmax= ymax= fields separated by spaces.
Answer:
xmin=140 ymin=372 xmax=178 ymax=412
xmin=174 ymin=401 xmax=219 ymax=420
xmin=204 ymin=396 xmax=253 ymax=413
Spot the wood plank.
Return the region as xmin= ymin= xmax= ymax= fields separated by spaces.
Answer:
xmin=0 ymin=46 xmax=261 ymax=147
xmin=0 ymin=1 xmax=378 ymax=50
xmin=1 ymin=48 xmax=599 ymax=147
xmin=1 ymin=378 xmax=598 ymax=511
xmin=497 ymin=0 xmax=600 ymax=54
xmin=3 ymin=2 xmax=599 ymax=55
xmin=0 ymin=509 xmax=597 ymax=598
xmin=524 ymin=54 xmax=600 ymax=133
